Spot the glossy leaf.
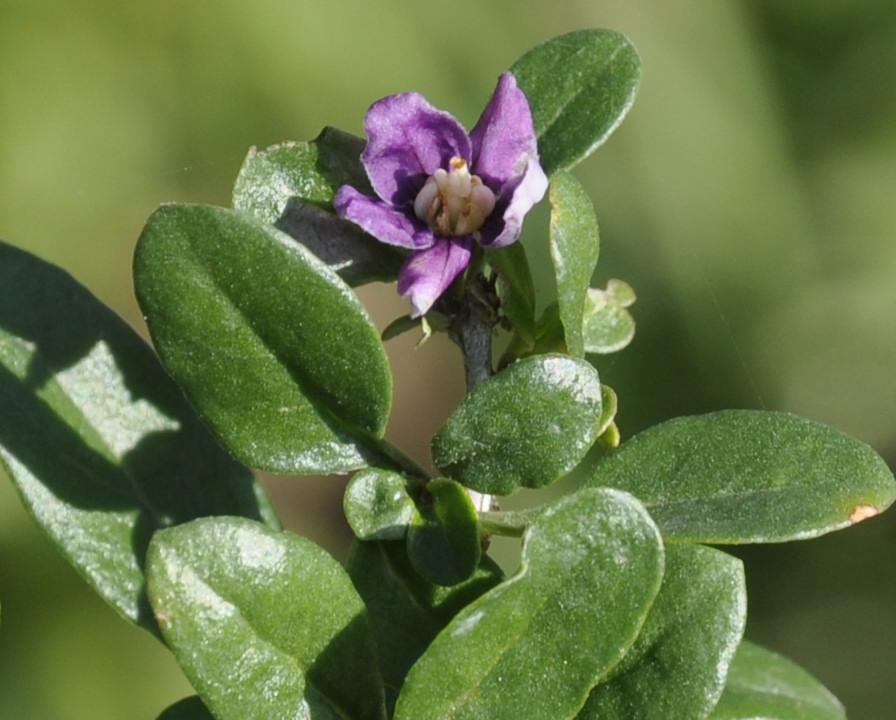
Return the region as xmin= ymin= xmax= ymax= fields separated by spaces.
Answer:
xmin=549 ymin=171 xmax=600 ymax=357
xmin=708 ymin=642 xmax=846 ymax=720
xmin=582 ymin=279 xmax=636 ymax=354
xmin=147 ymin=516 xmax=386 ymax=720
xmin=344 ymin=467 xmax=417 ymax=541
xmin=155 ymin=696 xmax=215 ymax=720
xmin=597 ymin=384 xmax=619 ymax=436
xmin=134 ymin=203 xmax=393 ymax=474
xmin=347 ymin=540 xmax=504 ymax=713
xmin=580 ymin=544 xmax=746 ymax=719
xmin=431 ymin=354 xmax=603 ymax=495
xmin=394 ymin=488 xmax=664 ymax=720
xmin=511 ymin=29 xmax=642 ymax=174
xmin=406 ymin=478 xmax=481 ymax=586
xmin=0 ymin=241 xmax=275 ymax=634
xmin=588 ymin=410 xmax=896 ymax=543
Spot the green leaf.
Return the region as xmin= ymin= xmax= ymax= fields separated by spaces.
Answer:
xmin=147 ymin=517 xmax=386 ymax=720
xmin=549 ymin=171 xmax=600 ymax=357
xmin=233 ymin=127 xmax=371 ymax=219
xmin=347 ymin=541 xmax=504 ymax=714
xmin=344 ymin=468 xmax=418 ymax=541
xmin=582 ymin=279 xmax=636 ymax=354
xmin=708 ymin=641 xmax=846 ymax=720
xmin=580 ymin=544 xmax=746 ymax=719
xmin=431 ymin=354 xmax=603 ymax=495
xmin=588 ymin=410 xmax=896 ymax=543
xmin=0 ymin=240 xmax=275 ymax=634
xmin=394 ymin=488 xmax=664 ymax=720
xmin=155 ymin=696 xmax=215 ymax=720
xmin=232 ymin=129 xmax=404 ymax=286
xmin=511 ymin=29 xmax=642 ymax=174
xmin=406 ymin=478 xmax=482 ymax=586
xmin=597 ymin=384 xmax=619 ymax=436
xmin=134 ymin=203 xmax=393 ymax=474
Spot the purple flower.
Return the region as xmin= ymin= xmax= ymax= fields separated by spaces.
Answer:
xmin=334 ymin=72 xmax=548 ymax=317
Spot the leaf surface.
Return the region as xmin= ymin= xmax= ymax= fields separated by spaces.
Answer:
xmin=580 ymin=544 xmax=746 ymax=719
xmin=431 ymin=354 xmax=602 ymax=495
xmin=394 ymin=488 xmax=664 ymax=720
xmin=147 ymin=517 xmax=386 ymax=720
xmin=512 ymin=29 xmax=641 ymax=174
xmin=134 ymin=203 xmax=393 ymax=474
xmin=588 ymin=410 xmax=896 ymax=542
xmin=549 ymin=171 xmax=600 ymax=357
xmin=0 ymin=241 xmax=275 ymax=634
xmin=708 ymin=642 xmax=845 ymax=720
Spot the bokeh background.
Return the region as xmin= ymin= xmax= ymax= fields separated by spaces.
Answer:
xmin=2 ymin=1 xmax=895 ymax=717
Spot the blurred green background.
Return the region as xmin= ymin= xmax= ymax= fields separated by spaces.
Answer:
xmin=2 ymin=1 xmax=895 ymax=717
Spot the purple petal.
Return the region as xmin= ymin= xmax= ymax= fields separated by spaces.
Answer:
xmin=334 ymin=186 xmax=436 ymax=250
xmin=397 ymin=237 xmax=473 ymax=317
xmin=470 ymin=73 xmax=543 ymax=192
xmin=362 ymin=93 xmax=472 ymax=209
xmin=470 ymin=73 xmax=548 ymax=248
xmin=478 ymin=155 xmax=549 ymax=248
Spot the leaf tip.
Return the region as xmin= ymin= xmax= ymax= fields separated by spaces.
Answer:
xmin=849 ymin=504 xmax=879 ymax=524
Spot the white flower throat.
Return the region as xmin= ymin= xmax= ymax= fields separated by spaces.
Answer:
xmin=413 ymin=157 xmax=496 ymax=237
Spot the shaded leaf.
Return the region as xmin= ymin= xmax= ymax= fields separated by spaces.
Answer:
xmin=588 ymin=410 xmax=896 ymax=543
xmin=580 ymin=544 xmax=746 ymax=719
xmin=549 ymin=171 xmax=600 ymax=357
xmin=512 ymin=29 xmax=642 ymax=174
xmin=233 ymin=129 xmax=404 ymax=286
xmin=347 ymin=540 xmax=504 ymax=714
xmin=147 ymin=516 xmax=386 ymax=720
xmin=134 ymin=203 xmax=393 ymax=474
xmin=0 ymin=241 xmax=275 ymax=635
xmin=489 ymin=242 xmax=536 ymax=349
xmin=708 ymin=642 xmax=846 ymax=720
xmin=394 ymin=488 xmax=664 ymax=720
xmin=406 ymin=478 xmax=481 ymax=586
xmin=432 ymin=354 xmax=602 ymax=495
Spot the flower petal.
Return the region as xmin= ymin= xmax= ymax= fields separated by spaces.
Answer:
xmin=397 ymin=237 xmax=474 ymax=317
xmin=334 ymin=186 xmax=435 ymax=250
xmin=480 ymin=155 xmax=549 ymax=248
xmin=470 ymin=73 xmax=548 ymax=248
xmin=363 ymin=92 xmax=472 ymax=209
xmin=470 ymin=73 xmax=543 ymax=193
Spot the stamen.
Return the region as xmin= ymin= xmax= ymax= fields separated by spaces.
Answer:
xmin=414 ymin=157 xmax=496 ymax=237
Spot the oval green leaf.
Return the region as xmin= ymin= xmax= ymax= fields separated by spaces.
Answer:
xmin=431 ymin=354 xmax=602 ymax=495
xmin=588 ymin=410 xmax=896 ymax=543
xmin=580 ymin=544 xmax=746 ymax=719
xmin=344 ymin=468 xmax=418 ymax=541
xmin=708 ymin=641 xmax=846 ymax=720
xmin=0 ymin=241 xmax=276 ymax=634
xmin=134 ymin=203 xmax=393 ymax=474
xmin=549 ymin=171 xmax=600 ymax=357
xmin=394 ymin=488 xmax=664 ymax=720
xmin=511 ymin=29 xmax=642 ymax=174
xmin=406 ymin=478 xmax=482 ymax=587
xmin=147 ymin=517 xmax=386 ymax=720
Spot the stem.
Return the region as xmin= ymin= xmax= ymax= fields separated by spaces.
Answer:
xmin=454 ymin=306 xmax=493 ymax=391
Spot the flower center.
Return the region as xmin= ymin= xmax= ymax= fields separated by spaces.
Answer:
xmin=413 ymin=157 xmax=496 ymax=237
